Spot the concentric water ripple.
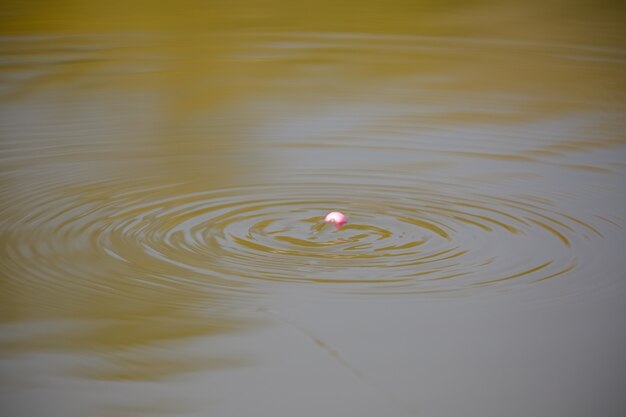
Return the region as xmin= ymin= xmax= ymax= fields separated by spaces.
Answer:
xmin=2 ymin=179 xmax=605 ymax=297
xmin=1 ymin=31 xmax=622 ymax=301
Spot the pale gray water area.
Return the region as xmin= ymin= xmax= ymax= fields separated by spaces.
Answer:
xmin=1 ymin=1 xmax=626 ymax=416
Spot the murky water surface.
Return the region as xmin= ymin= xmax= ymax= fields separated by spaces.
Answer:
xmin=1 ymin=2 xmax=626 ymax=416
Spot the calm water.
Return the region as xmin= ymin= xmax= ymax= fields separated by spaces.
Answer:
xmin=1 ymin=1 xmax=626 ymax=416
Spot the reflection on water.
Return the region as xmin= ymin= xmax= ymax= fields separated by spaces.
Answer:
xmin=15 ymin=181 xmax=593 ymax=294
xmin=1 ymin=1 xmax=626 ymax=416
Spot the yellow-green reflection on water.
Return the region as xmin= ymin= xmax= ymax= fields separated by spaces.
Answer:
xmin=1 ymin=1 xmax=626 ymax=416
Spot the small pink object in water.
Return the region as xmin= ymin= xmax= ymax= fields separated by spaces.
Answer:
xmin=324 ymin=211 xmax=347 ymax=229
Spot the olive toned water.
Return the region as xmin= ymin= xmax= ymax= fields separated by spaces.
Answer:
xmin=1 ymin=1 xmax=626 ymax=416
